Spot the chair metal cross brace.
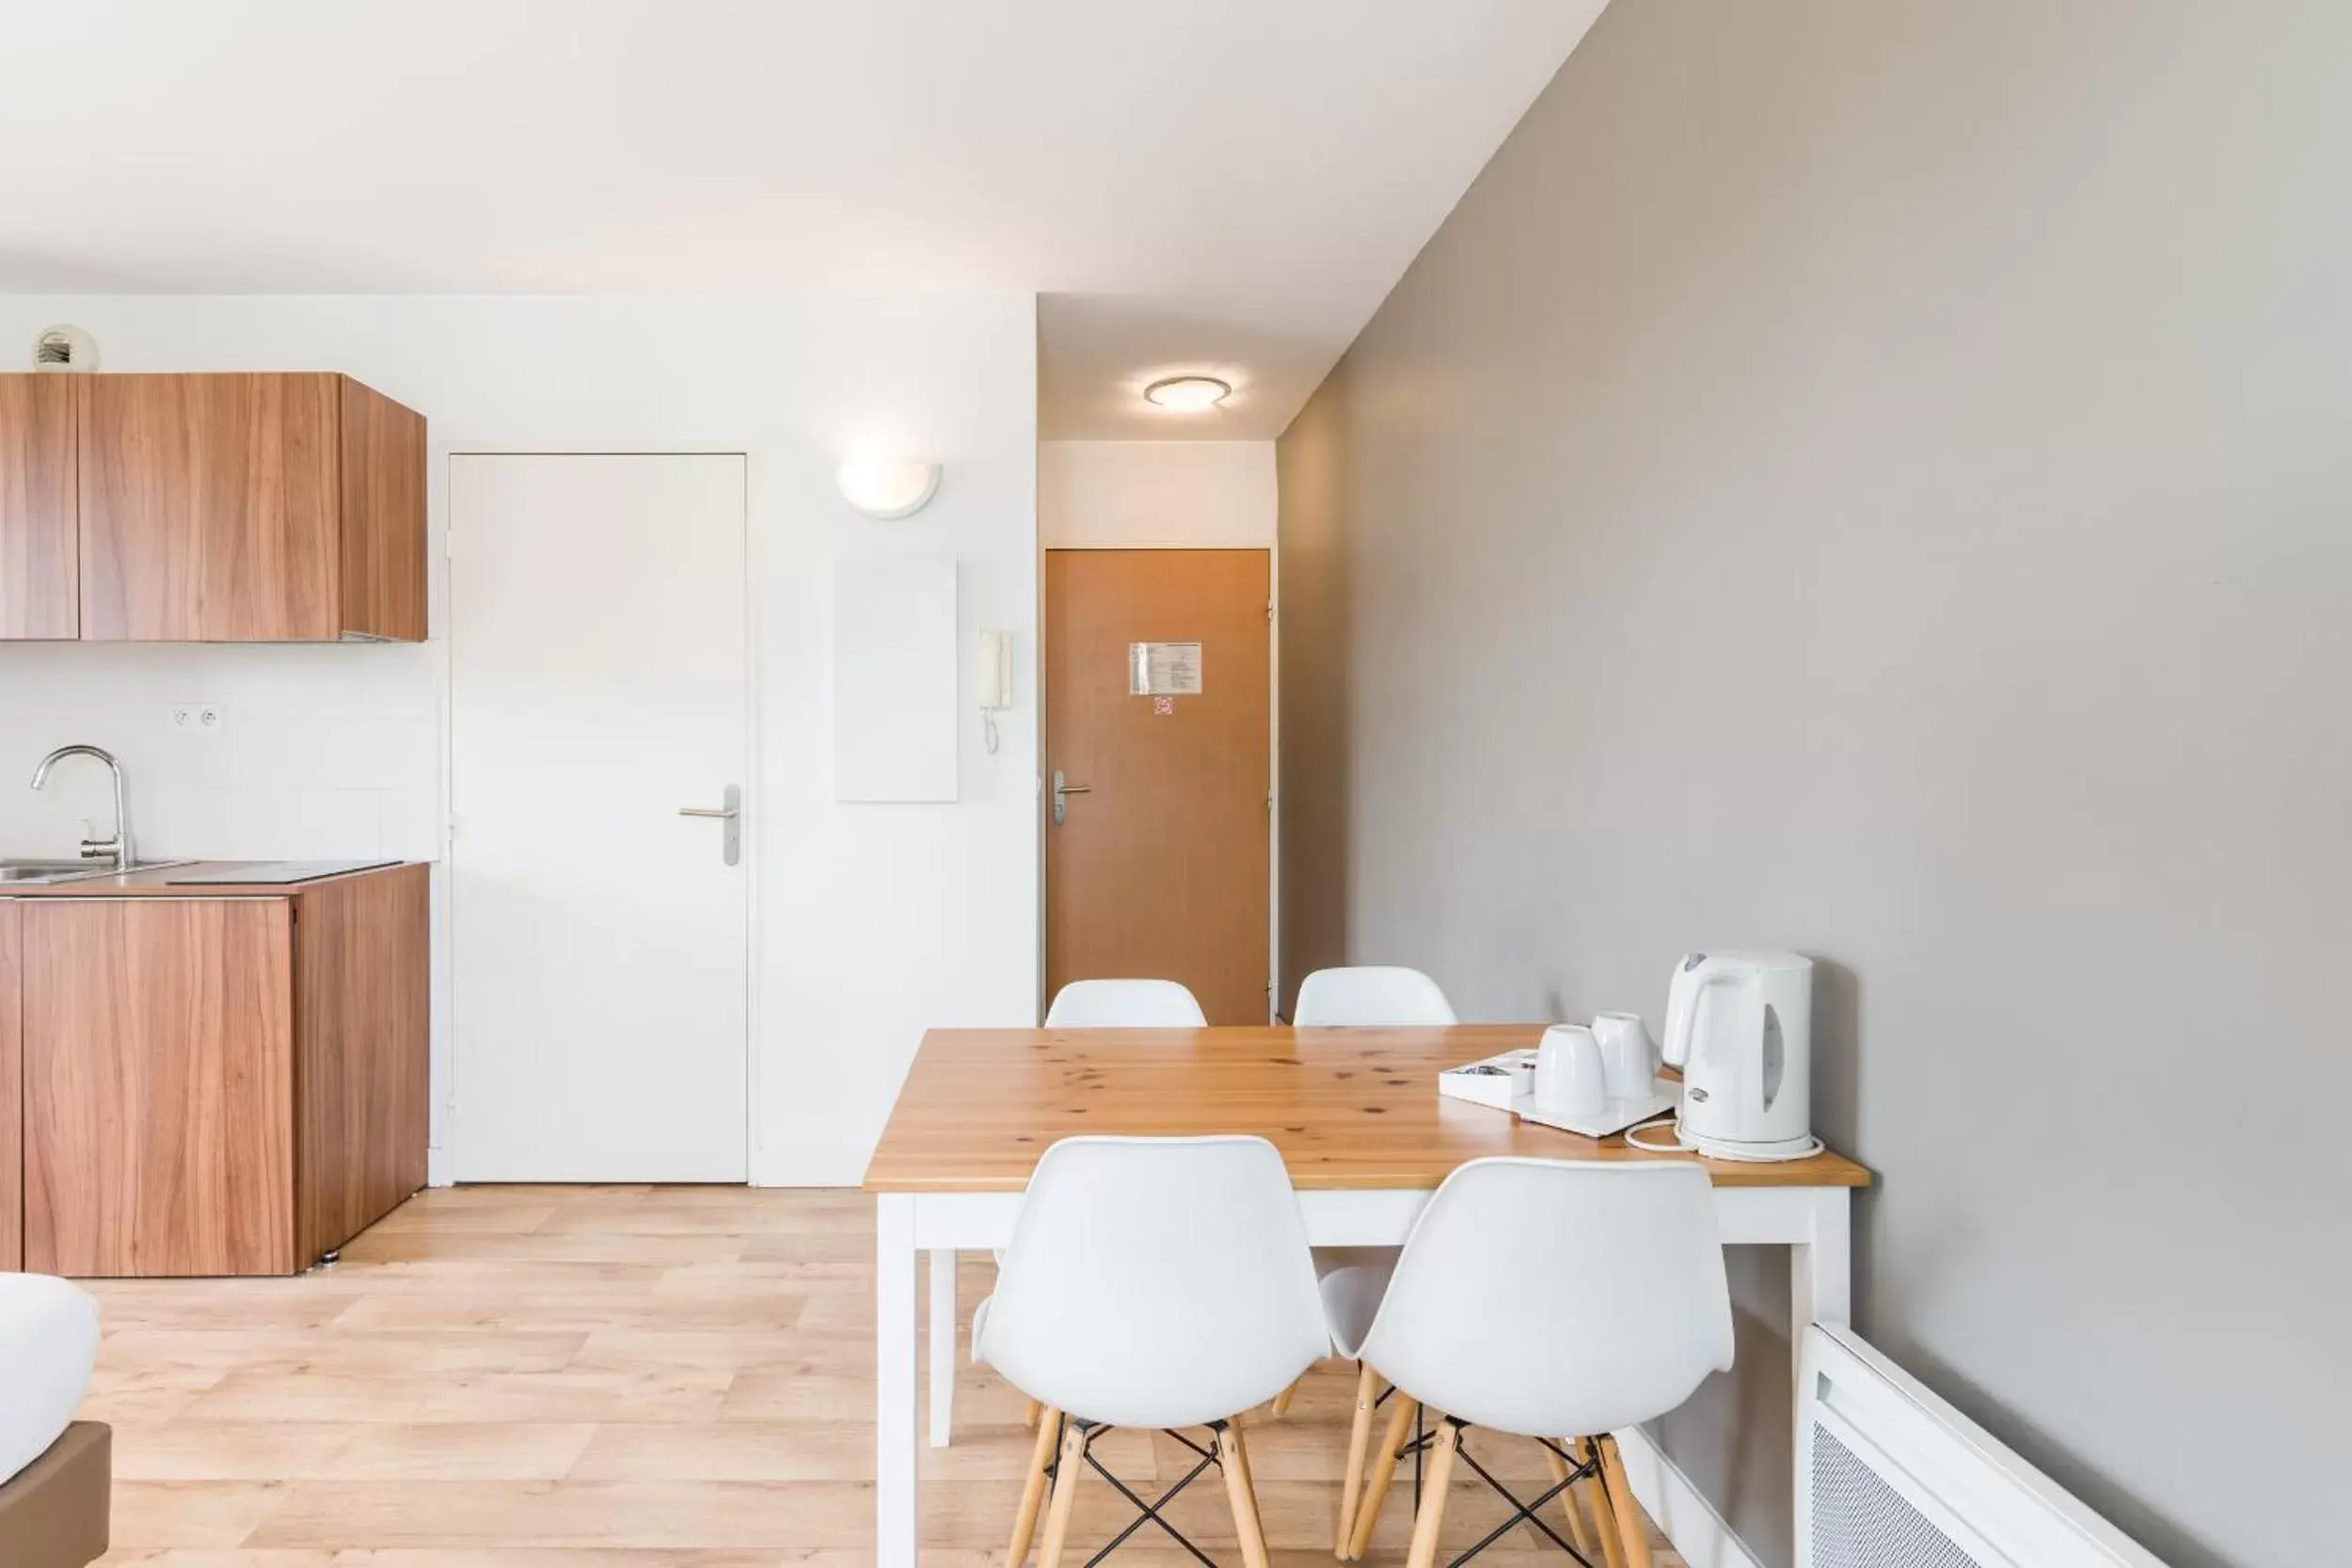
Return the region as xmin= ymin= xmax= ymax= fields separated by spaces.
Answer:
xmin=1387 ymin=1421 xmax=1606 ymax=1568
xmin=1053 ymin=1418 xmax=1231 ymax=1568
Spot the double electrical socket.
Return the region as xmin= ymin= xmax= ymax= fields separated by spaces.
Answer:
xmin=168 ymin=704 xmax=225 ymax=734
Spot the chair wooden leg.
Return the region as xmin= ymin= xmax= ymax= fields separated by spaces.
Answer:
xmin=1270 ymin=1376 xmax=1301 ymax=1418
xmin=1597 ymin=1434 xmax=1655 ymax=1568
xmin=1545 ymin=1441 xmax=1597 ymax=1558
xmin=1036 ymin=1418 xmax=1089 ymax=1568
xmin=1345 ymin=1394 xmax=1420 ymax=1560
xmin=1216 ymin=1419 xmax=1273 ymax=1568
xmin=1025 ymin=1397 xmax=1042 ymax=1428
xmin=1577 ymin=1438 xmax=1629 ymax=1568
xmin=1008 ymin=1406 xmax=1062 ymax=1566
xmin=1403 ymin=1418 xmax=1462 ymax=1568
xmin=1337 ymin=1363 xmax=1381 ymax=1556
xmin=1234 ymin=1418 xmax=1274 ymax=1548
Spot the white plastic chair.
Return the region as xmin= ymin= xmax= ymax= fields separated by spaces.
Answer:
xmin=1294 ymin=965 xmax=1457 ymax=1026
xmin=1337 ymin=1159 xmax=1733 ymax=1568
xmin=977 ymin=1135 xmax=1329 ymax=1568
xmin=1286 ymin=966 xmax=1455 ymax=1430
xmin=1044 ymin=978 xmax=1208 ymax=1028
xmin=942 ymin=977 xmax=1212 ymax=1448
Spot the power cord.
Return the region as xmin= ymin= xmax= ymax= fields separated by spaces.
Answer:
xmin=1621 ymin=1115 xmax=1823 ymax=1161
xmin=1621 ymin=1117 xmax=1683 ymax=1153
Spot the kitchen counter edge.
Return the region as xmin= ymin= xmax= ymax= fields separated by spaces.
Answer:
xmin=0 ymin=861 xmax=432 ymax=895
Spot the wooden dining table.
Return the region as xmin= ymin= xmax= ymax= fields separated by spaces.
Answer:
xmin=862 ymin=1024 xmax=1872 ymax=1568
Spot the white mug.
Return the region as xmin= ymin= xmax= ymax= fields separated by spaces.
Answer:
xmin=1534 ymin=1024 xmax=1607 ymax=1117
xmin=1592 ymin=1011 xmax=1657 ymax=1101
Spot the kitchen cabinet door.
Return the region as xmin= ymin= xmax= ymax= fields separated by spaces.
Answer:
xmin=0 ymin=373 xmax=79 ymax=639
xmin=79 ymin=372 xmax=341 ymax=641
xmin=0 ymin=901 xmax=21 ymax=1270
xmin=21 ymin=897 xmax=297 ymax=1276
xmin=292 ymin=864 xmax=431 ymax=1265
xmin=338 ymin=375 xmax=428 ymax=641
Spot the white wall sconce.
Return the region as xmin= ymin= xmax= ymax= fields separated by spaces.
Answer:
xmin=836 ymin=457 xmax=942 ymax=519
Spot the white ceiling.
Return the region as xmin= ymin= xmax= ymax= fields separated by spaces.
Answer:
xmin=0 ymin=1 xmax=1606 ymax=439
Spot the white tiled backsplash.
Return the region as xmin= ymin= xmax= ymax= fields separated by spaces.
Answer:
xmin=0 ymin=641 xmax=439 ymax=863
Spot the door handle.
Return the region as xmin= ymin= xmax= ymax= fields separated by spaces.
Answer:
xmin=679 ymin=784 xmax=742 ymax=865
xmin=1052 ymin=769 xmax=1092 ymax=827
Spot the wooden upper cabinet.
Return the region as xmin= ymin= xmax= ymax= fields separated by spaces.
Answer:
xmin=75 ymin=372 xmax=425 ymax=641
xmin=80 ymin=373 xmax=331 ymax=640
xmin=0 ymin=373 xmax=80 ymax=640
xmin=339 ymin=377 xmax=429 ymax=641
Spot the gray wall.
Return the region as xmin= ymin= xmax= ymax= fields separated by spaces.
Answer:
xmin=1276 ymin=4 xmax=2351 ymax=1565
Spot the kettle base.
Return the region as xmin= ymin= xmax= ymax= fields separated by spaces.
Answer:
xmin=1678 ymin=1129 xmax=1825 ymax=1163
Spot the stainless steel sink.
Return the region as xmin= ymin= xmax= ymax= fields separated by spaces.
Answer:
xmin=0 ymin=860 xmax=103 ymax=884
xmin=0 ymin=859 xmax=188 ymax=885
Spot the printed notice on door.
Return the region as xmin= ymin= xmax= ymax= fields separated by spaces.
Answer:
xmin=1129 ymin=641 xmax=1203 ymax=696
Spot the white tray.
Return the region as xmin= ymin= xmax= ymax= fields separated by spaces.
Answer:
xmin=1511 ymin=1075 xmax=1678 ymax=1140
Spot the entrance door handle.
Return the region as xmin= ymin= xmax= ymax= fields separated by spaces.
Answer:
xmin=1052 ymin=769 xmax=1092 ymax=827
xmin=679 ymin=784 xmax=742 ymax=865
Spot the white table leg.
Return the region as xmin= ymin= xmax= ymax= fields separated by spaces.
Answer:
xmin=1789 ymin=1186 xmax=1851 ymax=1568
xmin=929 ymin=1247 xmax=957 ymax=1448
xmin=877 ymin=1195 xmax=919 ymax=1568
xmin=1790 ymin=1186 xmax=1852 ymax=1341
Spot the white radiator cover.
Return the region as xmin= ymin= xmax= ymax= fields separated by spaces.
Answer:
xmin=1798 ymin=1325 xmax=2169 ymax=1568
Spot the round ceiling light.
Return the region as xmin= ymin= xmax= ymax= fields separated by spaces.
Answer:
xmin=1143 ymin=375 xmax=1232 ymax=412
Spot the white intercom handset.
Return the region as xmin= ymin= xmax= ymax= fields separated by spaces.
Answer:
xmin=977 ymin=630 xmax=1013 ymax=753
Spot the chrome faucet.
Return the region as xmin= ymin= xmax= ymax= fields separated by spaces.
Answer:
xmin=29 ymin=744 xmax=135 ymax=871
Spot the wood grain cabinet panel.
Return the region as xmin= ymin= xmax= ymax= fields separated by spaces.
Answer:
xmin=8 ymin=868 xmax=431 ymax=1277
xmin=21 ymin=897 xmax=298 ymax=1277
xmin=72 ymin=372 xmax=423 ymax=642
xmin=338 ymin=377 xmax=428 ymax=641
xmin=0 ymin=901 xmax=22 ymax=1270
xmin=0 ymin=373 xmax=82 ymax=639
xmin=198 ymin=374 xmax=341 ymax=641
xmin=80 ymin=373 xmax=337 ymax=640
xmin=78 ymin=374 xmax=229 ymax=639
xmin=292 ymin=865 xmax=430 ymax=1265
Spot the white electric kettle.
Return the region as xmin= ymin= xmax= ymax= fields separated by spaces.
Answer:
xmin=1660 ymin=950 xmax=1818 ymax=1160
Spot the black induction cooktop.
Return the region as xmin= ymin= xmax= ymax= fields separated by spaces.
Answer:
xmin=163 ymin=860 xmax=400 ymax=885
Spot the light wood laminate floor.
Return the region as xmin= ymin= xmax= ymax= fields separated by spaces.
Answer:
xmin=81 ymin=1186 xmax=1687 ymax=1567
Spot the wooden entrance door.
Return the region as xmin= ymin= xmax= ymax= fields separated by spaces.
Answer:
xmin=1044 ymin=548 xmax=1271 ymax=1023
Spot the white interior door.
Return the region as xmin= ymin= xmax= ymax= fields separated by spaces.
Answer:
xmin=448 ymin=453 xmax=749 ymax=1181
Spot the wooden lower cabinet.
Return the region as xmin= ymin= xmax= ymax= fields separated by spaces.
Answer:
xmin=0 ymin=901 xmax=21 ymax=1269
xmin=7 ymin=866 xmax=428 ymax=1277
xmin=289 ymin=866 xmax=432 ymax=1267
xmin=23 ymin=897 xmax=296 ymax=1275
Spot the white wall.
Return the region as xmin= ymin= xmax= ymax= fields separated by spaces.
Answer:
xmin=0 ymin=641 xmax=437 ymax=860
xmin=0 ymin=294 xmax=1039 ymax=1186
xmin=1276 ymin=2 xmax=2352 ymax=1563
xmin=1039 ymin=439 xmax=1275 ymax=546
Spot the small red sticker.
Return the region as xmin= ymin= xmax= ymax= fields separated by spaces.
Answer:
xmin=1153 ymin=696 xmax=1176 ymax=716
